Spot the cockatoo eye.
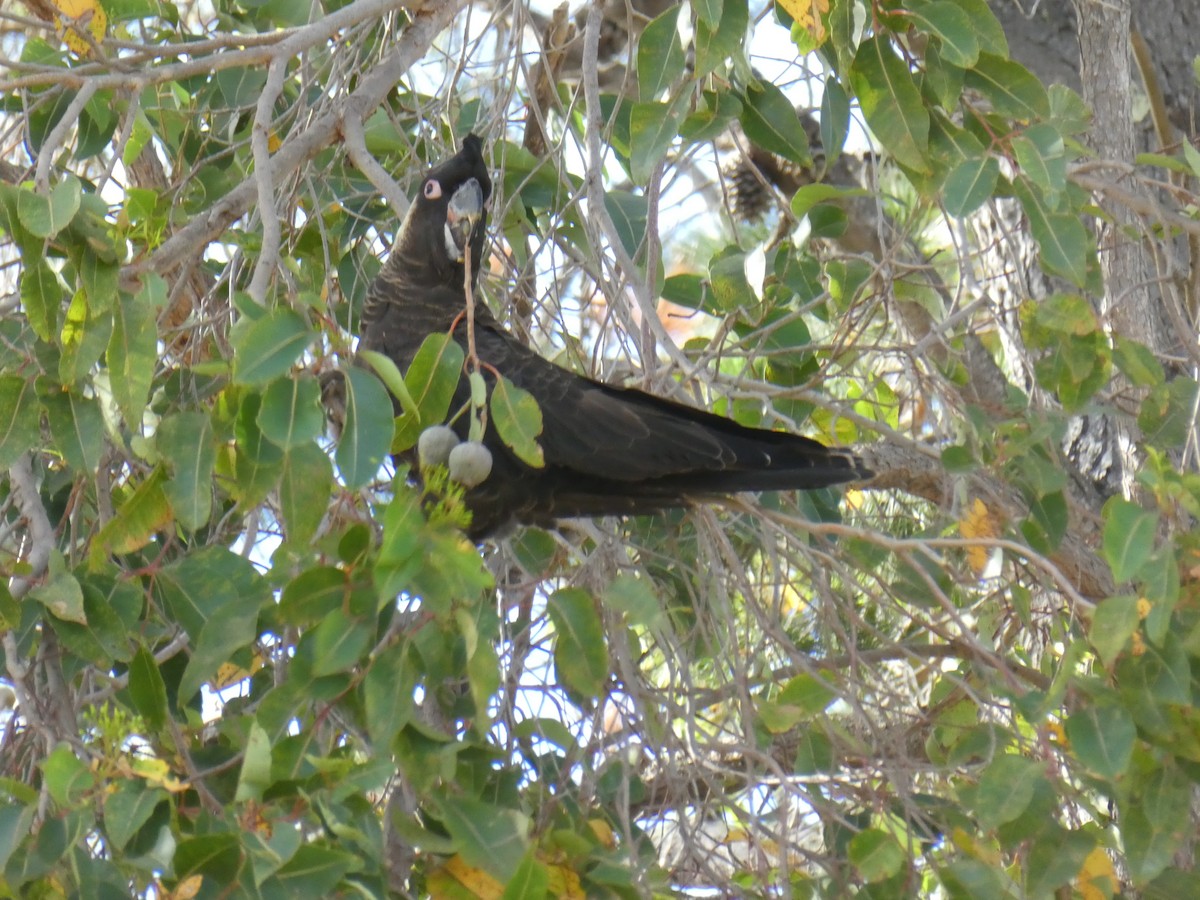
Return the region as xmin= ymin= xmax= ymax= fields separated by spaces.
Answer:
xmin=424 ymin=180 xmax=442 ymax=200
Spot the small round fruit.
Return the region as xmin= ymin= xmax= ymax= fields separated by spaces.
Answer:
xmin=418 ymin=425 xmax=460 ymax=468
xmin=448 ymin=441 xmax=493 ymax=487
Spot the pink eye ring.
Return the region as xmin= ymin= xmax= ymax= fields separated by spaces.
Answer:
xmin=424 ymin=180 xmax=442 ymax=200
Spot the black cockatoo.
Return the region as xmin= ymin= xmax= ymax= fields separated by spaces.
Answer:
xmin=354 ymin=134 xmax=870 ymax=538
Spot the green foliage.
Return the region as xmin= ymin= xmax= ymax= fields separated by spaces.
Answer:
xmin=0 ymin=0 xmax=1196 ymax=897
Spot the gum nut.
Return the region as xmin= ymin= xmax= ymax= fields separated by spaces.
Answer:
xmin=448 ymin=441 xmax=493 ymax=487
xmin=418 ymin=425 xmax=460 ymax=467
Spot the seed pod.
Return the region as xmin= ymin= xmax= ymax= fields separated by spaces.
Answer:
xmin=448 ymin=441 xmax=493 ymax=487
xmin=418 ymin=425 xmax=460 ymax=468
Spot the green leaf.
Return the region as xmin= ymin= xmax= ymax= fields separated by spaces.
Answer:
xmin=42 ymin=743 xmax=96 ymax=807
xmin=1142 ymin=767 xmax=1192 ymax=832
xmin=1025 ymin=825 xmax=1096 ymax=897
xmin=0 ymin=376 xmax=42 ymax=469
xmin=0 ymin=802 xmax=35 ymax=873
xmin=257 ymin=373 xmax=323 ymax=449
xmin=849 ymin=828 xmax=904 ymax=882
xmin=630 ymin=98 xmax=685 ymax=184
xmin=231 ymin=307 xmax=312 ymax=386
xmin=359 ymin=348 xmax=418 ymax=420
xmin=1184 ymin=138 xmax=1200 ymax=180
xmin=435 ymin=795 xmax=531 ymax=882
xmin=128 ymin=644 xmax=169 ymax=733
xmin=1012 ymin=178 xmax=1090 ymax=287
xmin=502 ymin=853 xmax=551 ymax=900
xmin=603 ymin=190 xmax=648 ymax=260
xmin=739 ymin=80 xmax=811 ymax=167
xmin=0 ymin=581 xmax=19 ymax=631
xmin=602 ymin=573 xmax=663 ymax=627
xmin=790 ymin=182 xmax=869 ymax=220
xmin=20 ymin=256 xmax=61 ymax=342
xmin=178 ymin=608 xmax=264 ymax=705
xmin=174 ymin=834 xmax=242 ymax=881
xmin=17 ymin=176 xmax=82 ymax=238
xmin=1113 ymin=337 xmax=1165 ymax=388
xmin=693 ymin=0 xmax=748 ymax=78
xmin=42 ymin=388 xmax=105 ymax=474
xmin=794 ymin=729 xmax=835 ymax=774
xmin=466 ymin=636 xmax=501 ymax=725
xmin=1102 ymin=498 xmax=1157 ymax=583
xmin=310 ymin=607 xmax=371 ymax=677
xmin=637 ymin=6 xmax=684 ymax=100
xmin=158 ymin=411 xmax=216 ymax=531
xmin=973 ymin=755 xmax=1042 ymax=827
xmin=157 ymin=546 xmax=271 ymax=703
xmin=337 ymin=367 xmax=394 ymax=488
xmin=1065 ymin=705 xmax=1135 ymax=779
xmin=235 ymin=722 xmax=273 ymax=802
xmin=940 ymin=445 xmax=977 ymax=472
xmin=279 ymin=565 xmax=346 ymax=627
xmin=1048 ymin=84 xmax=1091 ymax=135
xmin=849 ymin=35 xmax=931 ymax=173
xmin=693 ymin=0 xmax=720 ymax=26
xmin=279 ymin=442 xmax=333 ymax=544
xmin=942 ymin=154 xmax=999 ymax=217
xmin=103 ymin=781 xmax=164 ymax=853
xmin=680 ymin=89 xmax=743 ymax=142
xmin=214 ymin=65 xmax=268 ymax=108
xmin=779 ymin=672 xmax=838 ymax=716
xmin=707 ymin=246 xmax=755 ymax=311
xmin=107 ymin=289 xmax=157 ymax=428
xmin=964 ymin=53 xmax=1050 ymax=120
xmin=821 ymin=77 xmax=851 ymax=160
xmin=30 ymin=561 xmax=87 ymax=625
xmin=391 ymin=333 xmax=465 ymax=452
xmin=1123 ymin=805 xmax=1182 ymax=885
xmin=941 ymin=0 xmax=1007 ymax=55
xmin=231 ymin=391 xmax=285 ymax=508
xmin=1138 ymin=377 xmax=1199 ymax=450
xmin=1012 ymin=123 xmax=1066 ymax=198
xmin=490 ymin=374 xmax=544 ymax=468
xmin=907 ymin=2 xmax=979 ymax=67
xmin=272 ymin=845 xmax=357 ymax=896
xmin=90 ymin=468 xmax=172 ymax=563
xmin=363 ymin=644 xmax=415 ymax=749
xmin=50 ymin=578 xmax=132 ymax=667
xmin=549 ymin=587 xmax=609 ymax=700
xmin=1026 ymin=489 xmax=1068 ymax=551
xmin=1089 ymin=595 xmax=1139 ymax=668
xmin=79 ymin=249 xmax=120 ymax=317
xmin=59 ymin=290 xmax=113 ymax=386
xmin=937 ymin=859 xmax=1009 ymax=898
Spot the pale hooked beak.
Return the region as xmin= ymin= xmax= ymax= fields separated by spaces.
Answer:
xmin=444 ymin=177 xmax=484 ymax=261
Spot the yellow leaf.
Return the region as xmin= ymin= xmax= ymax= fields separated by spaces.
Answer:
xmin=959 ymin=497 xmax=1000 ymax=576
xmin=440 ymin=855 xmax=504 ymax=900
xmin=54 ymin=0 xmax=107 ymax=56
xmin=131 ymin=755 xmax=188 ymax=793
xmin=213 ymin=663 xmax=247 ymax=689
xmin=588 ymin=818 xmax=615 ymax=848
xmin=1076 ymin=846 xmax=1116 ymax=900
xmin=1130 ymin=629 xmax=1146 ymax=656
xmin=545 ymin=863 xmax=585 ymax=899
xmin=777 ymin=0 xmax=829 ymax=43
xmin=1044 ymin=719 xmax=1066 ymax=745
xmin=170 ymin=875 xmax=204 ymax=900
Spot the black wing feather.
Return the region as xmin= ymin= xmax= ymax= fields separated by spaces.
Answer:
xmin=350 ymin=135 xmax=871 ymax=538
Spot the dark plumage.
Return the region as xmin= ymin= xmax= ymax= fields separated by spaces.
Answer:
xmin=358 ymin=134 xmax=870 ymax=539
